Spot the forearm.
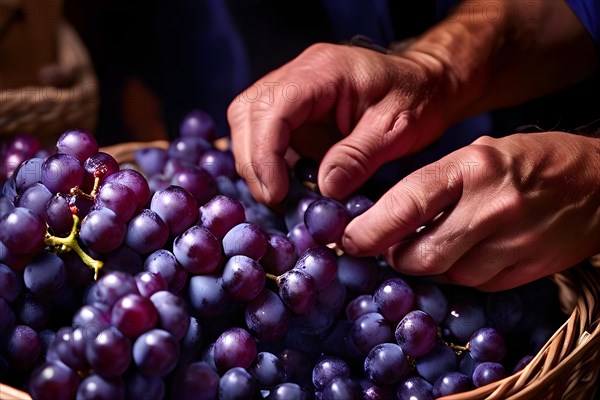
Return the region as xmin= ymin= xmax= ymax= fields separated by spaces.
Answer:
xmin=402 ymin=0 xmax=598 ymax=123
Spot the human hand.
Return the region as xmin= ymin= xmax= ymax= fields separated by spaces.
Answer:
xmin=342 ymin=132 xmax=600 ymax=291
xmin=228 ymin=42 xmax=460 ymax=206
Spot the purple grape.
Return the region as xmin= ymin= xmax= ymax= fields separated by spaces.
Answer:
xmin=346 ymin=294 xmax=377 ymax=321
xmin=0 ymin=195 xmax=14 ymax=219
xmin=50 ymin=327 xmax=89 ymax=372
xmin=132 ymin=329 xmax=180 ymax=377
xmin=180 ymin=109 xmax=216 ymax=140
xmin=266 ymin=383 xmax=313 ymax=400
xmin=0 ymin=207 xmax=46 ymax=255
xmin=134 ymin=147 xmax=169 ymax=177
xmin=179 ymin=317 xmax=203 ymax=364
xmin=287 ymin=222 xmax=318 ymax=255
xmin=244 ymin=289 xmax=290 ymax=342
xmin=79 ymin=207 xmax=127 ymax=253
xmin=485 ymin=290 xmax=523 ymax=333
xmin=168 ymin=136 xmax=211 ymax=165
xmin=23 ymin=252 xmax=66 ymax=298
xmin=76 ymin=374 xmax=125 ymax=400
xmin=170 ymin=362 xmax=220 ymax=400
xmin=16 ymin=182 xmax=52 ymax=218
xmin=82 ymin=152 xmax=119 ymax=191
xmin=344 ymin=194 xmax=374 ymax=218
xmin=1 ymin=150 xmax=27 ymax=185
xmin=222 ymin=222 xmax=269 ymax=260
xmin=173 ymin=225 xmax=222 ymax=274
xmin=336 ymin=254 xmax=379 ymax=294
xmin=415 ymin=343 xmax=457 ymax=384
xmin=149 ymin=290 xmax=190 ymax=341
xmin=350 ymin=312 xmax=393 ymax=356
xmin=0 ymin=262 xmax=22 ymax=302
xmin=284 ymin=194 xmax=318 ymax=231
xmin=222 ymin=255 xmax=266 ymax=302
xmin=150 ymin=185 xmax=199 ymax=236
xmin=199 ymin=149 xmax=236 ymax=180
xmin=513 ymin=354 xmax=534 ymax=373
xmin=312 ymin=356 xmax=351 ymax=391
xmin=103 ymin=245 xmax=143 ymax=275
xmin=144 ymin=249 xmax=188 ymax=293
xmin=41 ymin=153 xmax=84 ymax=194
xmin=103 ymin=169 xmax=150 ymax=209
xmin=96 ymin=182 xmax=137 ymax=222
xmin=71 ymin=305 xmax=111 ymax=339
xmin=198 ymin=194 xmax=246 ymax=239
xmin=318 ymin=277 xmax=346 ymax=315
xmin=85 ymin=327 xmax=132 ymax=378
xmin=28 ymin=362 xmax=79 ymax=400
xmin=55 ymin=128 xmax=98 ymax=163
xmin=469 ymin=327 xmax=506 ymax=362
xmin=395 ymin=310 xmax=437 ymax=358
xmin=15 ymin=291 xmax=51 ymax=330
xmin=218 ymin=367 xmax=258 ymax=400
xmin=214 ymin=327 xmax=257 ymax=372
xmin=187 ymin=274 xmax=231 ymax=317
xmin=472 ymin=362 xmax=507 ymax=387
xmin=414 ymin=282 xmax=449 ymax=324
xmin=397 ymin=376 xmax=434 ymax=400
xmin=125 ymin=209 xmax=168 ymax=254
xmin=170 ymin=165 xmax=217 ymax=206
xmin=278 ymin=348 xmax=313 ymax=388
xmin=277 ymin=269 xmax=318 ymax=314
xmin=8 ymin=133 xmax=40 ymax=158
xmin=249 ymin=351 xmax=286 ymax=388
xmin=45 ymin=194 xmax=73 ymax=236
xmin=262 ymin=233 xmax=298 ymax=275
xmin=432 ymin=371 xmax=473 ymax=397
xmin=12 ymin=157 xmax=43 ymax=193
xmin=3 ymin=324 xmax=41 ymax=370
xmin=304 ymin=197 xmax=349 ymax=245
xmin=294 ymin=246 xmax=337 ymax=291
xmin=458 ymin=352 xmax=480 ymax=377
xmin=290 ymin=300 xmax=336 ymax=336
xmin=364 ymin=343 xmax=409 ymax=386
xmin=111 ymin=293 xmax=158 ymax=338
xmin=373 ymin=277 xmax=415 ymax=324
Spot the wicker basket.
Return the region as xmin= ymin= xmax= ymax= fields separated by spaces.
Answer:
xmin=0 ymin=1 xmax=98 ymax=147
xmin=0 ymin=141 xmax=598 ymax=400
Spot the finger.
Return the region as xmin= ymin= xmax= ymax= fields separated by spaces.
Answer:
xmin=342 ymin=152 xmax=464 ymax=256
xmin=318 ymin=106 xmax=422 ymax=200
xmin=229 ymin=77 xmax=337 ymax=206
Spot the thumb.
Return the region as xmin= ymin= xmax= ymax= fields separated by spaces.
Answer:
xmin=318 ymin=108 xmax=420 ymax=200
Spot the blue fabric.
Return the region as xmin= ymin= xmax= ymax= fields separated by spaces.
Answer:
xmin=567 ymin=0 xmax=600 ymax=48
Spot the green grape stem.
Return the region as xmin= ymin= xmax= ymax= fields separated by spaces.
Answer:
xmin=45 ymin=213 xmax=103 ymax=280
xmin=265 ymin=273 xmax=279 ymax=282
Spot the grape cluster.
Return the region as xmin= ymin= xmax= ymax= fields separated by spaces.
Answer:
xmin=0 ymin=110 xmax=567 ymax=400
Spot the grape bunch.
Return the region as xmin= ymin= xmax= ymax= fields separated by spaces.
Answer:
xmin=0 ymin=109 xmax=567 ymax=400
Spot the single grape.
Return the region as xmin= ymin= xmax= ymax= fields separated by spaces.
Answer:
xmin=134 ymin=271 xmax=167 ymax=298
xmin=23 ymin=252 xmax=67 ymax=298
xmin=111 ymin=293 xmax=158 ymax=338
xmin=262 ymin=233 xmax=298 ymax=276
xmin=82 ymin=152 xmax=119 ymax=191
xmin=199 ymin=194 xmax=246 ymax=239
xmin=318 ymin=277 xmax=346 ymax=315
xmin=396 ymin=376 xmax=434 ymax=400
xmin=76 ymin=374 xmax=125 ymax=400
xmin=187 ymin=274 xmax=231 ymax=317
xmin=395 ymin=310 xmax=437 ymax=358
xmin=149 ymin=290 xmax=190 ymax=341
xmin=222 ymin=255 xmax=266 ymax=302
xmin=55 ymin=128 xmax=98 ymax=164
xmin=134 ymin=147 xmax=169 ymax=177
xmin=199 ymin=148 xmax=236 ymax=180
xmin=287 ymin=222 xmax=318 ymax=255
xmin=169 ymin=362 xmax=220 ymax=400
xmin=443 ymin=299 xmax=487 ymax=344
xmin=96 ymin=182 xmax=137 ymax=223
xmin=103 ymin=169 xmax=150 ymax=209
xmin=94 ymin=271 xmax=139 ymax=308
xmin=249 ymin=351 xmax=286 ymax=389
xmin=132 ymin=329 xmax=180 ymax=377
xmin=364 ymin=343 xmax=409 ymax=386
xmin=373 ymin=277 xmax=415 ymax=324
xmin=144 ymin=249 xmax=188 ymax=293
xmin=222 ymin=222 xmax=269 ymax=260
xmin=168 ymin=136 xmax=211 ymax=165
xmin=0 ymin=207 xmax=46 ymax=255
xmin=350 ymin=312 xmax=393 ymax=356
xmin=304 ymin=197 xmax=349 ymax=245
xmin=214 ymin=327 xmax=257 ymax=372
xmin=336 ymin=254 xmax=379 ymax=294
xmin=413 ymin=282 xmax=449 ymax=324
xmin=277 ymin=269 xmax=318 ymax=314
xmin=266 ymin=383 xmax=313 ymax=400
xmin=28 ymin=362 xmax=79 ymax=400
xmin=344 ymin=194 xmax=374 ymax=218
xmin=218 ymin=367 xmax=258 ymax=400
xmin=150 ymin=185 xmax=199 ymax=236
xmin=50 ymin=326 xmax=89 ymax=372
xmin=472 ymin=362 xmax=507 ymax=387
xmin=170 ymin=165 xmax=217 ymax=206
xmin=433 ymin=371 xmax=473 ymax=397
xmin=85 ymin=327 xmax=132 ymax=378
xmin=345 ymin=294 xmax=377 ymax=321
xmin=415 ymin=342 xmax=458 ymax=384
xmin=513 ymin=354 xmax=534 ymax=373
xmin=79 ymin=207 xmax=127 ymax=254
xmin=173 ymin=225 xmax=222 ymax=274
xmin=45 ymin=194 xmax=73 ymax=237
xmin=468 ymin=327 xmax=506 ymax=362
xmin=290 ymin=300 xmax=336 ymax=336
xmin=41 ymin=153 xmax=84 ymax=194
xmin=321 ymin=376 xmax=363 ymax=400
xmin=179 ymin=109 xmax=216 ymax=140
xmin=244 ymin=288 xmax=290 ymax=342
xmin=3 ymin=324 xmax=41 ymax=370
xmin=294 ymin=246 xmax=337 ymax=291
xmin=12 ymin=157 xmax=43 ymax=193
xmin=16 ymin=182 xmax=52 ymax=218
